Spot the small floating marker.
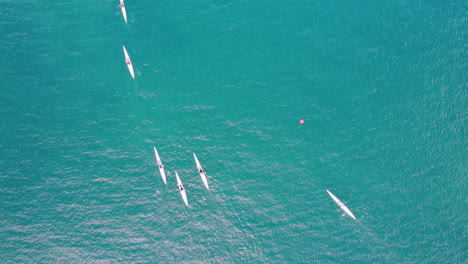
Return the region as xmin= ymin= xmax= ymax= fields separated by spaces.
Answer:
xmin=299 ymin=119 xmax=305 ymax=124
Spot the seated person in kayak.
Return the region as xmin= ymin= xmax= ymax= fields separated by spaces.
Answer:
xmin=180 ymin=185 xmax=184 ymax=191
xmin=199 ymin=169 xmax=204 ymax=174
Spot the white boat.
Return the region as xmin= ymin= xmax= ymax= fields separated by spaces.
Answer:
xmin=326 ymin=190 xmax=356 ymax=220
xmin=175 ymin=172 xmax=188 ymax=206
xmin=153 ymin=147 xmax=166 ymax=184
xmin=119 ymin=0 xmax=127 ymax=23
xmin=193 ymin=153 xmax=209 ymax=190
xmin=122 ymin=45 xmax=135 ymax=79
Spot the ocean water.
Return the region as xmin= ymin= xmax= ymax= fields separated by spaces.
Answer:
xmin=1 ymin=0 xmax=466 ymax=263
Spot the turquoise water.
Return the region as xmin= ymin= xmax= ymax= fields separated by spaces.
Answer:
xmin=1 ymin=0 xmax=466 ymax=263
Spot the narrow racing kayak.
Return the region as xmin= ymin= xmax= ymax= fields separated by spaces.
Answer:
xmin=153 ymin=147 xmax=166 ymax=184
xmin=193 ymin=153 xmax=209 ymax=190
xmin=118 ymin=0 xmax=127 ymax=23
xmin=175 ymin=172 xmax=188 ymax=206
xmin=122 ymin=45 xmax=135 ymax=79
xmin=326 ymin=190 xmax=356 ymax=220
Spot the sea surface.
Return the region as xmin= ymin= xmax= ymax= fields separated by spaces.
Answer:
xmin=1 ymin=0 xmax=466 ymax=263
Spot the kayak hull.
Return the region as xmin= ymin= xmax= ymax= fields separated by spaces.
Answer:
xmin=127 ymin=63 xmax=135 ymax=79
xmin=120 ymin=0 xmax=127 ymax=23
xmin=176 ymin=172 xmax=188 ymax=206
xmin=158 ymin=168 xmax=166 ymax=185
xmin=200 ymin=173 xmax=209 ymax=190
xmin=122 ymin=46 xmax=135 ymax=79
xmin=153 ymin=147 xmax=166 ymax=184
xmin=122 ymin=7 xmax=127 ymax=23
xmin=326 ymin=190 xmax=356 ymax=220
xmin=194 ymin=153 xmax=209 ymax=190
